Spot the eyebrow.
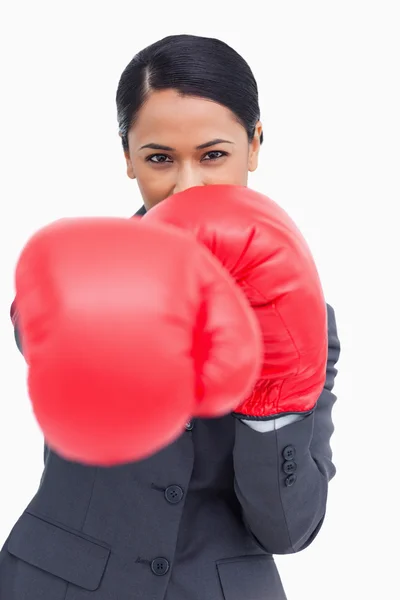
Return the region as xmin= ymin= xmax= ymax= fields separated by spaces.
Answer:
xmin=138 ymin=139 xmax=234 ymax=151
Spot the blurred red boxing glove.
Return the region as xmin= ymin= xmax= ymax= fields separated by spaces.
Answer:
xmin=143 ymin=185 xmax=328 ymax=421
xmin=14 ymin=217 xmax=262 ymax=465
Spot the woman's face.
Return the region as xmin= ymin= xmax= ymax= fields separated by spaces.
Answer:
xmin=123 ymin=89 xmax=262 ymax=210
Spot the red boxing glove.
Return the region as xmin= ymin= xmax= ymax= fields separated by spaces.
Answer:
xmin=14 ymin=217 xmax=262 ymax=465
xmin=143 ymin=185 xmax=328 ymax=420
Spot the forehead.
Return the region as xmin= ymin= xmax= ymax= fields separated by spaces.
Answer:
xmin=128 ymin=89 xmax=245 ymax=146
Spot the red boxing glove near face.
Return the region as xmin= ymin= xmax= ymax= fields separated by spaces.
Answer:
xmin=143 ymin=185 xmax=328 ymax=420
xmin=14 ymin=217 xmax=262 ymax=465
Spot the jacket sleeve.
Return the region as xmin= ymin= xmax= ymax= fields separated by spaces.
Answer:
xmin=233 ymin=303 xmax=340 ymax=554
xmin=10 ymin=298 xmax=23 ymax=354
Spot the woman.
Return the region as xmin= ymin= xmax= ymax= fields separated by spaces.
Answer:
xmin=0 ymin=34 xmax=340 ymax=599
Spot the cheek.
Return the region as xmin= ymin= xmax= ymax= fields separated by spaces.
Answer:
xmin=134 ymin=161 xmax=175 ymax=201
xmin=208 ymin=153 xmax=249 ymax=185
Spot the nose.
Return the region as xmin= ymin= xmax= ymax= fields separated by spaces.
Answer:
xmin=173 ymin=166 xmax=204 ymax=195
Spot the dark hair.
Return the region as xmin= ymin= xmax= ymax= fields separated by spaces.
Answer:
xmin=116 ymin=34 xmax=263 ymax=153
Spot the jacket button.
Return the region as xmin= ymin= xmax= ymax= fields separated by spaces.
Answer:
xmin=282 ymin=445 xmax=296 ymax=460
xmin=285 ymin=473 xmax=297 ymax=487
xmin=185 ymin=421 xmax=194 ymax=431
xmin=165 ymin=485 xmax=184 ymax=504
xmin=151 ymin=558 xmax=170 ymax=576
xmin=283 ymin=460 xmax=297 ymax=474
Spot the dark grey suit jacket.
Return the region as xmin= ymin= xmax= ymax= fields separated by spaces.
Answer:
xmin=0 ymin=210 xmax=340 ymax=599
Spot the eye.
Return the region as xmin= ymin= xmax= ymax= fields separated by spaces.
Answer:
xmin=202 ymin=150 xmax=228 ymax=161
xmin=146 ymin=154 xmax=173 ymax=164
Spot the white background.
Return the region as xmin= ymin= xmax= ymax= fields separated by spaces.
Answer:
xmin=0 ymin=1 xmax=399 ymax=598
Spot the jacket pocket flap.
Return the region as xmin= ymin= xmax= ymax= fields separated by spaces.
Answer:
xmin=217 ymin=555 xmax=286 ymax=600
xmin=7 ymin=512 xmax=110 ymax=591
